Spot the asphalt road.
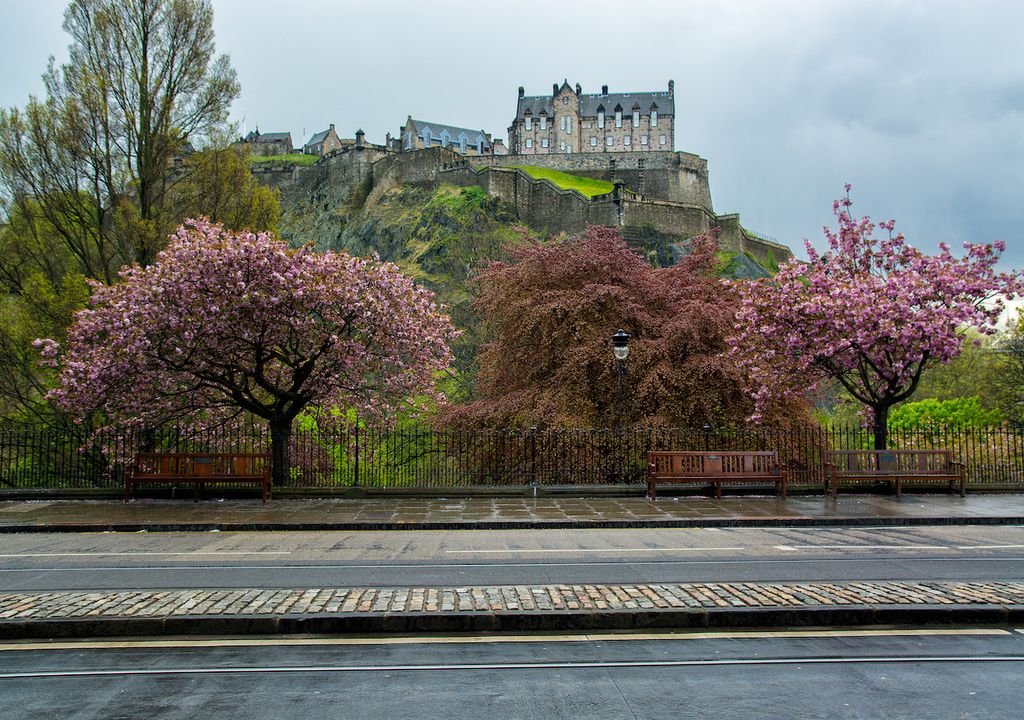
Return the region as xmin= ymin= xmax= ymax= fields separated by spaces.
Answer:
xmin=0 ymin=525 xmax=1022 ymax=591
xmin=2 ymin=628 xmax=1023 ymax=719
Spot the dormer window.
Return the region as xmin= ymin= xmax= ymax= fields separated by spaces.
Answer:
xmin=650 ymin=106 xmax=659 ymax=127
xmin=632 ymin=105 xmax=640 ymax=127
xmin=614 ymin=105 xmax=623 ymax=128
xmin=525 ymin=113 xmax=532 ymax=131
xmin=597 ymin=105 xmax=605 ymax=129
xmin=422 ymin=128 xmax=432 ymax=146
xmin=540 ymin=113 xmax=547 ymax=130
xmin=440 ymin=130 xmax=450 ymax=148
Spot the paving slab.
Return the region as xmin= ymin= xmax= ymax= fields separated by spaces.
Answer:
xmin=1 ymin=581 xmax=1022 ymax=638
xmin=0 ymin=494 xmax=1022 ymax=532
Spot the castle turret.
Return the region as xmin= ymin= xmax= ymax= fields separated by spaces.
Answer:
xmin=355 ymin=128 xmax=364 ymax=147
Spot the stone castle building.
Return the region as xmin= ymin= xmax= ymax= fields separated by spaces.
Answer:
xmin=509 ymin=80 xmax=674 ymax=155
xmin=241 ymin=129 xmax=293 ymax=156
xmin=397 ymin=116 xmax=499 ymax=156
xmin=303 ymin=124 xmax=343 ymax=156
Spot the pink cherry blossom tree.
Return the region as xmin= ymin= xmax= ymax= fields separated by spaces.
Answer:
xmin=728 ymin=187 xmax=1021 ymax=449
xmin=36 ymin=219 xmax=458 ymax=485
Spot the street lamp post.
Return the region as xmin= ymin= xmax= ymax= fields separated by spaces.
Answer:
xmin=611 ymin=329 xmax=631 ymax=482
xmin=611 ymin=329 xmax=631 ymax=410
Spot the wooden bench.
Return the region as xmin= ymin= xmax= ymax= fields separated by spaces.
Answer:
xmin=124 ymin=452 xmax=271 ymax=503
xmin=646 ymin=451 xmax=788 ymax=500
xmin=825 ymin=450 xmax=965 ymax=498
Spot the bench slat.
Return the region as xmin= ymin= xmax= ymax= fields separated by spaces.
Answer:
xmin=825 ymin=450 xmax=964 ymax=498
xmin=125 ymin=452 xmax=271 ymax=503
xmin=647 ymin=451 xmax=787 ymax=500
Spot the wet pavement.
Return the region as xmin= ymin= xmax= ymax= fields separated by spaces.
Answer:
xmin=0 ymin=494 xmax=1022 ymax=531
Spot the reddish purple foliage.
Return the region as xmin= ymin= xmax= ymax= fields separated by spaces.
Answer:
xmin=445 ymin=225 xmax=802 ymax=428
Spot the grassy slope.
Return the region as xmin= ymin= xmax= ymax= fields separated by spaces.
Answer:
xmin=505 ymin=166 xmax=615 ymax=198
xmin=250 ymin=153 xmax=319 ymax=166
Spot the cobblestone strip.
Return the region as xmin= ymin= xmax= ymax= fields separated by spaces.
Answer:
xmin=0 ymin=582 xmax=1022 ymax=620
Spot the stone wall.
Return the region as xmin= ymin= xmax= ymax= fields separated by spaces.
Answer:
xmin=254 ymin=145 xmax=793 ymax=267
xmin=463 ymin=151 xmax=712 ymax=209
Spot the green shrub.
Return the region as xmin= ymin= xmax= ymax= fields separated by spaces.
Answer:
xmin=889 ymin=396 xmax=1003 ymax=430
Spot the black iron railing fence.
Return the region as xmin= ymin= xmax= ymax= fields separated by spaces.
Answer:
xmin=1 ymin=422 xmax=1023 ymax=490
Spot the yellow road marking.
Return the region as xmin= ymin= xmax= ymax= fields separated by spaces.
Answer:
xmin=0 ymin=628 xmax=1010 ymax=652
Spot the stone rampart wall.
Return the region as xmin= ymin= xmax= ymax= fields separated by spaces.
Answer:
xmin=463 ymin=151 xmax=712 ymax=208
xmin=253 ymin=145 xmax=793 ymax=265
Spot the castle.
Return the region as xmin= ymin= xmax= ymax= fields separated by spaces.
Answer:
xmin=249 ymin=79 xmax=793 ymax=269
xmin=509 ymin=81 xmax=675 ymax=155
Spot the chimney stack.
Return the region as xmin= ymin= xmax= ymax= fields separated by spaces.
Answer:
xmin=668 ymin=80 xmax=674 ymax=96
xmin=601 ymin=84 xmax=608 ymax=95
xmin=518 ymin=86 xmax=524 ymax=98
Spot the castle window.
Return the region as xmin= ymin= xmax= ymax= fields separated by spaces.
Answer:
xmin=559 ymin=140 xmax=565 ymax=151
xmin=525 ymin=138 xmax=533 ymax=148
xmin=640 ymin=136 xmax=648 ymax=145
xmin=590 ymin=136 xmax=597 ymax=147
xmin=540 ymin=114 xmax=547 ymax=130
xmin=525 ymin=115 xmax=532 ymax=131
xmin=541 ymin=138 xmax=548 ymax=148
xmin=422 ymin=128 xmax=432 ymax=146
xmin=615 ymin=110 xmax=622 ymax=128
xmin=633 ymin=109 xmax=640 ymax=126
xmin=651 ymin=109 xmax=658 ymax=127
xmin=597 ymin=106 xmax=605 ymax=129
xmin=404 ymin=132 xmax=412 ymax=150
xmin=659 ymin=134 xmax=666 ymax=146
xmin=606 ymin=136 xmax=613 ymax=146
xmin=624 ymin=136 xmax=631 ymax=146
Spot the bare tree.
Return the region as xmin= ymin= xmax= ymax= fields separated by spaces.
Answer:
xmin=0 ymin=0 xmax=240 ymax=274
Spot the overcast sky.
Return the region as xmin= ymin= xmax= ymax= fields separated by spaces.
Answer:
xmin=2 ymin=0 xmax=1022 ymax=269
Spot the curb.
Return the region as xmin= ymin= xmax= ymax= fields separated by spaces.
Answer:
xmin=1 ymin=515 xmax=1023 ymax=533
xmin=3 ymin=605 xmax=1023 ymax=639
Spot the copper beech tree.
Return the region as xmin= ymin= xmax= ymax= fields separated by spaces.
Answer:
xmin=445 ymin=225 xmax=802 ymax=428
xmin=37 ymin=220 xmax=458 ymax=484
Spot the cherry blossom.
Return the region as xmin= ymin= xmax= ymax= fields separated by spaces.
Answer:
xmin=38 ymin=219 xmax=458 ymax=484
xmin=727 ymin=188 xmax=1021 ymax=449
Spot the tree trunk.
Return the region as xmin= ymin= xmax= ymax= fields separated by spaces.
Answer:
xmin=872 ymin=403 xmax=890 ymax=450
xmin=268 ymin=416 xmax=292 ymax=487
